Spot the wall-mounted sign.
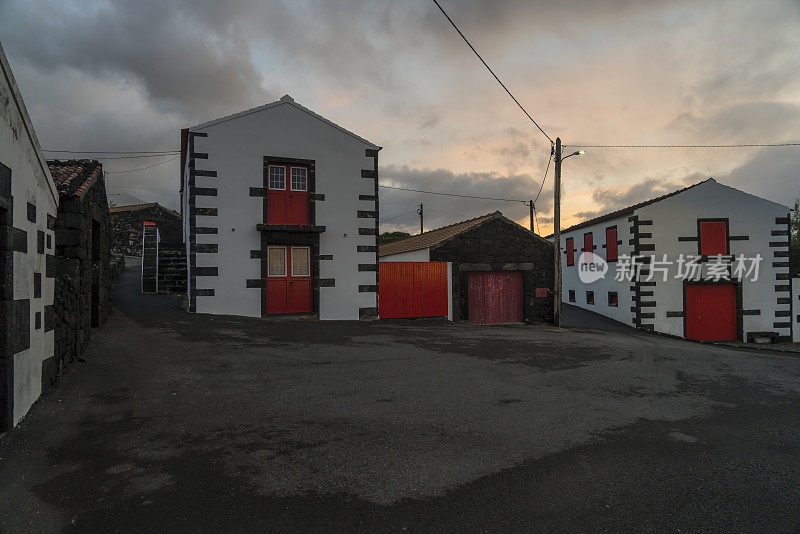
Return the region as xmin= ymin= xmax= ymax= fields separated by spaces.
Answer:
xmin=143 ymin=221 xmax=157 ymax=226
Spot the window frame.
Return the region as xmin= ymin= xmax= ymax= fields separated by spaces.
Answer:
xmin=290 ymin=246 xmax=311 ymax=277
xmin=608 ymin=291 xmax=618 ymax=307
xmin=267 ymin=246 xmax=287 ymax=277
xmin=568 ymin=289 xmax=576 ymax=303
xmin=698 ymin=218 xmax=729 ymax=256
xmin=586 ymin=290 xmax=595 ymax=305
xmin=605 ymin=226 xmax=618 ymax=262
xmin=268 ymin=165 xmax=286 ymax=190
xmin=566 ymin=237 xmax=575 ymax=266
xmin=583 ymin=232 xmax=594 ymax=260
xmin=290 ymin=167 xmax=308 ymax=192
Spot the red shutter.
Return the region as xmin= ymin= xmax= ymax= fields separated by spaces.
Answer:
xmin=584 ymin=233 xmax=593 ymax=260
xmin=606 ymin=227 xmax=618 ymax=261
xmin=566 ymin=237 xmax=574 ymax=266
xmin=700 ymin=221 xmax=727 ymax=255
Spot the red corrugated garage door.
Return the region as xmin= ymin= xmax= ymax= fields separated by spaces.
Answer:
xmin=379 ymin=262 xmax=448 ymax=319
xmin=685 ymin=283 xmax=737 ymax=341
xmin=468 ymin=271 xmax=523 ymax=324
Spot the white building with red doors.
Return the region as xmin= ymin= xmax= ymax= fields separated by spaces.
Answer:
xmin=557 ymin=178 xmax=794 ymax=342
xmin=180 ymin=95 xmax=380 ymax=320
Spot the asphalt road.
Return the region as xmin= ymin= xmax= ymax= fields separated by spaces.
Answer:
xmin=1 ymin=265 xmax=799 ymax=532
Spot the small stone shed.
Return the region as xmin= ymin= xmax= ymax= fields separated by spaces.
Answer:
xmin=46 ymin=159 xmax=112 ymax=382
xmin=380 ymin=211 xmax=554 ymax=323
xmin=109 ymin=202 xmax=182 ymax=256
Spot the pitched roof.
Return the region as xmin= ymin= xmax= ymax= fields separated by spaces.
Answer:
xmin=189 ymin=94 xmax=379 ymax=148
xmin=552 ymin=178 xmax=714 ymax=236
xmin=47 ymin=159 xmax=103 ymax=197
xmin=109 ymin=202 xmax=180 ymax=218
xmin=379 ymin=212 xmax=498 ymax=257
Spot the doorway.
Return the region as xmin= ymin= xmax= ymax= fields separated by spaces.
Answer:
xmin=266 ymin=245 xmax=312 ymax=314
xmin=685 ymin=283 xmax=737 ymax=341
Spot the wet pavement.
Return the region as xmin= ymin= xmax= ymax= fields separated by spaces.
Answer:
xmin=1 ymin=265 xmax=799 ymax=532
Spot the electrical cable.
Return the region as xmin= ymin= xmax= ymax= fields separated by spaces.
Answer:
xmin=379 ymin=184 xmax=527 ymax=203
xmin=563 ymin=142 xmax=800 ymax=148
xmin=105 ymin=155 xmax=180 ymax=173
xmin=431 ymin=0 xmax=553 ymax=144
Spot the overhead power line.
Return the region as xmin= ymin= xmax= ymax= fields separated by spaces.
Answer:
xmin=533 ymin=150 xmax=554 ymax=205
xmin=564 ymin=142 xmax=800 ymax=148
xmin=380 ymin=209 xmax=420 ymax=223
xmin=105 ymin=155 xmax=180 ymax=173
xmin=44 ymin=149 xmax=179 ymax=154
xmin=51 ymin=153 xmax=181 ymax=160
xmin=379 ymin=184 xmax=527 ymax=203
xmin=431 ymin=0 xmax=553 ymax=144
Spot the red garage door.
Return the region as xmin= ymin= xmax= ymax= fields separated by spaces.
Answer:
xmin=685 ymin=283 xmax=737 ymax=341
xmin=468 ymin=271 xmax=523 ymax=324
xmin=379 ymin=262 xmax=448 ymax=319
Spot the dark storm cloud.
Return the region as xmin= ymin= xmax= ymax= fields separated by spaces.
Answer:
xmin=573 ymin=178 xmax=683 ymax=220
xmin=722 ymin=149 xmax=800 ymax=206
xmin=379 ymin=164 xmax=551 ymax=233
xmin=0 ymin=0 xmax=268 ymax=118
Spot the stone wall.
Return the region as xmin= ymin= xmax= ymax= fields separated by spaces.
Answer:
xmin=48 ymin=179 xmax=112 ymax=387
xmin=109 ymin=204 xmax=182 ymax=256
xmin=430 ymin=216 xmax=554 ymax=323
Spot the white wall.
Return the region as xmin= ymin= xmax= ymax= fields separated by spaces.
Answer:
xmin=638 ymin=180 xmax=790 ymax=339
xmin=559 ymin=214 xmax=633 ymax=326
xmin=188 ymin=100 xmax=378 ymax=320
xmin=1 ymin=43 xmax=58 ymax=426
xmin=793 ymin=278 xmax=799 ymax=343
xmin=380 ymin=248 xmax=430 ymax=262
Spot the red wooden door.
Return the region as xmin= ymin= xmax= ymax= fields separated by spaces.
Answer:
xmin=288 ymin=246 xmax=312 ymax=313
xmin=288 ymin=167 xmax=309 ymax=225
xmin=378 ymin=262 xmax=448 ymax=318
xmin=267 ymin=164 xmax=309 ymax=225
xmin=266 ymin=246 xmax=312 ymax=314
xmin=685 ymin=284 xmax=736 ymax=341
xmin=468 ymin=271 xmax=523 ymax=324
xmin=267 ymin=165 xmax=287 ymax=225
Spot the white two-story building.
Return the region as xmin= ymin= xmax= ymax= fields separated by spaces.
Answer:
xmin=557 ymin=179 xmax=794 ymax=342
xmin=180 ymin=95 xmax=380 ymax=320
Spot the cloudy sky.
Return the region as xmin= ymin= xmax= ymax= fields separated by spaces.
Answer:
xmin=2 ymin=0 xmax=799 ymax=234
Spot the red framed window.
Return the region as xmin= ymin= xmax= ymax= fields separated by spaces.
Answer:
xmin=699 ymin=220 xmax=728 ymax=255
xmin=566 ymin=237 xmax=574 ymax=266
xmin=584 ymin=232 xmax=593 ymax=260
xmin=267 ymin=163 xmax=309 ymax=225
xmin=606 ymin=227 xmax=618 ymax=261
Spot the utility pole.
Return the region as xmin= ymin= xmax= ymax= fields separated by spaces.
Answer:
xmin=553 ymin=137 xmax=562 ymax=328
xmin=417 ymin=203 xmax=424 ymax=234
xmin=529 ymin=200 xmax=534 ymax=233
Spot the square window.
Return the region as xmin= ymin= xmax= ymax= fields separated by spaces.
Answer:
xmin=608 ymin=291 xmax=618 ymax=307
xmin=27 ymin=202 xmax=36 ymax=223
xmin=34 ymin=272 xmax=41 ymax=298
xmin=268 ymin=166 xmax=286 ymax=190
xmin=267 ymin=247 xmax=286 ymax=276
xmin=37 ymin=230 xmax=45 ymax=254
xmin=568 ymin=289 xmax=575 ymax=303
xmin=291 ymin=247 xmax=310 ymax=276
xmin=35 ymin=311 xmax=41 ymax=329
xmin=699 ymin=220 xmax=728 ymax=255
xmin=46 ymin=234 xmax=51 ymax=249
xmin=586 ymin=291 xmax=595 ymax=305
xmin=290 ymin=167 xmax=307 ymax=191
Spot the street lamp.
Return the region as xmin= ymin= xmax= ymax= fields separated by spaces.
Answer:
xmin=553 ymin=138 xmax=584 ymax=327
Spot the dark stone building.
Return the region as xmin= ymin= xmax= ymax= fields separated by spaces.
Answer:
xmin=109 ymin=202 xmax=182 ymax=256
xmin=46 ymin=160 xmax=112 ymax=384
xmin=379 ymin=212 xmax=554 ymax=323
